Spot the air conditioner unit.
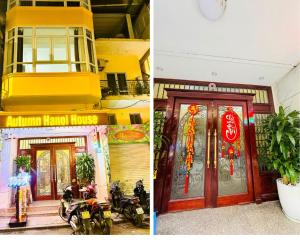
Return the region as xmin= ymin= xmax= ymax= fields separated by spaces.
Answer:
xmin=98 ymin=58 xmax=108 ymax=71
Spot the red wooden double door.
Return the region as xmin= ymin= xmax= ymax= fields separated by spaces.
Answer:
xmin=157 ymin=91 xmax=259 ymax=213
xmin=31 ymin=143 xmax=76 ymax=200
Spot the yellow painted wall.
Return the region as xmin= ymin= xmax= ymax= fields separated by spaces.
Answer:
xmin=6 ymin=7 xmax=93 ymax=31
xmin=2 ymin=72 xmax=100 ymax=109
xmin=109 ymin=144 xmax=150 ymax=194
xmin=104 ymin=107 xmax=150 ymax=125
xmin=98 ymin=54 xmax=142 ymax=81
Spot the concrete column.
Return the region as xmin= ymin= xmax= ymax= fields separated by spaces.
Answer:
xmin=126 ymin=14 xmax=135 ymax=39
xmin=87 ymin=126 xmax=110 ymax=202
xmin=0 ymin=137 xmax=17 ymax=209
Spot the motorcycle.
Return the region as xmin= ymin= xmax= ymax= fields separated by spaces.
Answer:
xmin=134 ymin=179 xmax=150 ymax=214
xmin=87 ymin=199 xmax=112 ymax=235
xmin=109 ymin=181 xmax=144 ymax=227
xmin=59 ymin=185 xmax=74 ymax=222
xmin=68 ymin=200 xmax=93 ymax=235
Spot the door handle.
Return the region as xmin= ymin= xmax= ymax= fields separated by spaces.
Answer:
xmin=53 ymin=166 xmax=57 ymax=182
xmin=214 ymin=129 xmax=217 ymax=169
xmin=207 ymin=129 xmax=211 ymax=168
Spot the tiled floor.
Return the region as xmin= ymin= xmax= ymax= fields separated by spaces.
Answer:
xmin=157 ymin=201 xmax=300 ymax=235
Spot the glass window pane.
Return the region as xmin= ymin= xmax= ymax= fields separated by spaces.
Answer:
xmin=37 ymin=38 xmax=51 ymax=61
xmin=69 ymin=27 xmax=84 ymax=36
xmin=17 ymin=64 xmax=33 ymax=72
xmin=36 ymin=28 xmax=66 ymax=36
xmin=36 ymin=64 xmax=68 ymax=72
xmin=18 ymin=27 xmax=32 ymax=36
xmin=86 ymin=29 xmax=92 ymax=39
xmin=8 ymin=29 xmax=15 ymax=39
xmin=17 ymin=37 xmax=32 ymax=62
xmin=56 ymin=149 xmax=71 ymax=195
xmin=6 ymin=39 xmax=14 ymax=66
xmin=37 ymin=150 xmax=51 ymax=196
xmin=171 ymin=104 xmax=207 ymax=200
xmin=70 ymin=36 xmax=85 ymax=62
xmin=71 ymin=63 xmax=86 ymax=72
xmin=53 ymin=38 xmax=67 ymax=61
xmin=87 ymin=39 xmax=95 ymax=65
xmin=218 ymin=106 xmax=247 ymax=196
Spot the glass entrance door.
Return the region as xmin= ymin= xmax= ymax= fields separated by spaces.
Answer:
xmin=33 ymin=144 xmax=73 ymax=200
xmin=168 ymin=99 xmax=254 ymax=211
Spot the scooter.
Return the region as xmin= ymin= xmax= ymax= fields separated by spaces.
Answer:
xmin=59 ymin=185 xmax=74 ymax=222
xmin=109 ymin=181 xmax=144 ymax=227
xmin=134 ymin=179 xmax=150 ymax=214
xmin=87 ymin=199 xmax=112 ymax=235
xmin=68 ymin=200 xmax=93 ymax=235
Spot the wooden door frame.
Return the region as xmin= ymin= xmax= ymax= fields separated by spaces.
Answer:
xmin=156 ymin=89 xmax=261 ymax=213
xmin=31 ymin=143 xmax=76 ymax=201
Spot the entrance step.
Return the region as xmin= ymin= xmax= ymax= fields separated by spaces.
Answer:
xmin=0 ymin=200 xmax=60 ymax=218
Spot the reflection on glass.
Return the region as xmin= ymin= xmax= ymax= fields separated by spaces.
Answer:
xmin=36 ymin=64 xmax=69 ymax=72
xmin=37 ymin=38 xmax=50 ymax=61
xmin=56 ymin=149 xmax=71 ymax=195
xmin=171 ymin=104 xmax=207 ymax=200
xmin=218 ymin=106 xmax=247 ymax=196
xmin=53 ymin=38 xmax=67 ymax=61
xmin=37 ymin=150 xmax=51 ymax=196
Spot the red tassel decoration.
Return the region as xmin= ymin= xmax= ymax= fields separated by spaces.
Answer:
xmin=184 ymin=174 xmax=189 ymax=193
xmin=230 ymin=159 xmax=234 ymax=175
xmin=221 ymin=141 xmax=225 ymax=158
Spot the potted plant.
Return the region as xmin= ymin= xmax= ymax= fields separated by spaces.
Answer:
xmin=76 ymin=153 xmax=95 ymax=186
xmin=15 ymin=155 xmax=31 ymax=173
xmin=262 ymin=106 xmax=300 ymax=222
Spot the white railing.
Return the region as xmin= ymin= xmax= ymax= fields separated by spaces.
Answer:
xmin=7 ymin=0 xmax=91 ymax=11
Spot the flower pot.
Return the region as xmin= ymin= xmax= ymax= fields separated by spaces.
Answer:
xmin=276 ymin=178 xmax=300 ymax=223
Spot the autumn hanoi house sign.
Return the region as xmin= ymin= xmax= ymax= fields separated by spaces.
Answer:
xmin=5 ymin=114 xmax=103 ymax=127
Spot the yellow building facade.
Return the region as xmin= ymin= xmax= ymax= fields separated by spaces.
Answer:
xmin=0 ymin=0 xmax=150 ymax=208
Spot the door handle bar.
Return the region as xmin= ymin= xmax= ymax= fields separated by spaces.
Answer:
xmin=207 ymin=129 xmax=211 ymax=168
xmin=214 ymin=129 xmax=217 ymax=169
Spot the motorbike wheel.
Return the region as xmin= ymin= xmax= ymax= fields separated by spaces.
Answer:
xmin=133 ymin=212 xmax=144 ymax=227
xmin=58 ymin=206 xmax=68 ymax=222
xmin=123 ymin=205 xmax=132 ymax=221
xmin=102 ymin=219 xmax=112 ymax=235
xmin=82 ymin=219 xmax=93 ymax=235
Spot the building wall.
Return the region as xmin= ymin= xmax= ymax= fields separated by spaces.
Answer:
xmin=272 ymin=65 xmax=300 ymax=112
xmin=98 ymin=54 xmax=142 ymax=80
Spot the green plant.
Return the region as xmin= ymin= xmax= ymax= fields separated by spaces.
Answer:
xmin=135 ymin=80 xmax=144 ymax=95
xmin=76 ymin=153 xmax=95 ymax=184
xmin=15 ymin=155 xmax=31 ymax=172
xmin=262 ymin=106 xmax=300 ymax=185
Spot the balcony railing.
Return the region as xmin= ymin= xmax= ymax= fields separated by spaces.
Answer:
xmin=8 ymin=0 xmax=91 ymax=11
xmin=100 ymin=80 xmax=150 ymax=98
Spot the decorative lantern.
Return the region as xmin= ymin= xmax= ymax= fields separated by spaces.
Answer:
xmin=221 ymin=107 xmax=240 ymax=176
xmin=184 ymin=104 xmax=199 ymax=194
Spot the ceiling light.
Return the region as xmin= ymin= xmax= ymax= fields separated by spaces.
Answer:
xmin=198 ymin=0 xmax=227 ymax=21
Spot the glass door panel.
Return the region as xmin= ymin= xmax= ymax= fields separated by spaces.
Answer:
xmin=55 ymin=149 xmax=71 ymax=195
xmin=217 ymin=105 xmax=248 ymax=196
xmin=36 ymin=150 xmax=51 ymax=197
xmin=171 ymin=104 xmax=207 ymax=200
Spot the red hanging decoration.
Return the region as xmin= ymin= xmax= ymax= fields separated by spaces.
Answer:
xmin=221 ymin=107 xmax=240 ymax=176
xmin=228 ymin=145 xmax=235 ymax=176
xmin=184 ymin=104 xmax=199 ymax=194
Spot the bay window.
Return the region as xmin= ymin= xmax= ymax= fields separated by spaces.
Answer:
xmin=5 ymin=27 xmax=97 ymax=74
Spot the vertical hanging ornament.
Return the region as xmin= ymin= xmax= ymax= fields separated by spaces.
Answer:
xmin=221 ymin=107 xmax=240 ymax=176
xmin=184 ymin=104 xmax=199 ymax=194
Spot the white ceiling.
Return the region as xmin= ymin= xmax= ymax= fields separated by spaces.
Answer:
xmin=96 ymin=38 xmax=150 ymax=59
xmin=154 ymin=0 xmax=300 ymax=85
